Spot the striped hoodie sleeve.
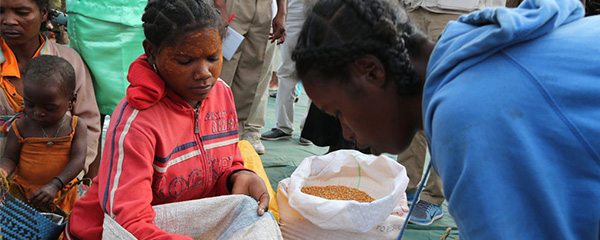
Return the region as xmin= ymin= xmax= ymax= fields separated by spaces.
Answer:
xmin=97 ymin=104 xmax=192 ymax=240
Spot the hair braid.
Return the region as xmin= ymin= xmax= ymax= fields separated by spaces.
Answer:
xmin=142 ymin=0 xmax=226 ymax=49
xmin=293 ymin=0 xmax=425 ymax=95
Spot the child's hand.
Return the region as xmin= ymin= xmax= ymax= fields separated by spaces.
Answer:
xmin=30 ymin=183 xmax=60 ymax=208
xmin=229 ymin=170 xmax=270 ymax=216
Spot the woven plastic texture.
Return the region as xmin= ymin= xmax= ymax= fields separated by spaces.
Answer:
xmin=0 ymin=186 xmax=66 ymax=240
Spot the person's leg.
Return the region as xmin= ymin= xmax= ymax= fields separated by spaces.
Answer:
xmin=407 ymin=8 xmax=429 ymax=38
xmin=404 ymin=9 xmax=452 ymax=204
xmin=235 ymin=0 xmax=273 ymax=154
xmin=409 ymin=8 xmax=460 ymax=40
xmin=262 ymin=0 xmax=306 ymax=141
xmin=271 ymin=41 xmax=298 ymax=135
xmin=243 ymin=40 xmax=274 ymax=154
xmin=398 ymin=130 xmax=428 ymax=196
xmin=422 ymin=10 xmax=460 ymax=40
xmin=505 ymin=0 xmax=523 ymax=7
xmin=397 ymin=131 xmax=445 ymax=225
xmin=222 ymin=0 xmax=269 ymax=130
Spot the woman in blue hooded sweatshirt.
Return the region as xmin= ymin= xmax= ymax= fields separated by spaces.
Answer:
xmin=291 ymin=0 xmax=600 ymax=238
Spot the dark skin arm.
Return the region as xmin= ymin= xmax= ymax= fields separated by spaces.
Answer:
xmin=228 ymin=170 xmax=270 ymax=215
xmin=30 ymin=117 xmax=87 ymax=207
xmin=269 ymin=0 xmax=288 ymax=44
xmin=0 ymin=128 xmax=22 ymax=178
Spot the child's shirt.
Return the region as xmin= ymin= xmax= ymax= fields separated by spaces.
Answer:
xmin=9 ymin=116 xmax=79 ymax=213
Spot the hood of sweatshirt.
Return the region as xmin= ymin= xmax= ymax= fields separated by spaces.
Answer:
xmin=423 ymin=0 xmax=584 ymax=114
xmin=126 ymin=54 xmax=167 ymax=110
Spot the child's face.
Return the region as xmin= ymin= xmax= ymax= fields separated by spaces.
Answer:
xmin=23 ymin=83 xmax=70 ymax=127
xmin=154 ymin=28 xmax=223 ymax=107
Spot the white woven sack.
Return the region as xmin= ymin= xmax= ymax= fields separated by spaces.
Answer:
xmin=279 ymin=178 xmax=409 ymax=240
xmin=287 ymin=150 xmax=409 ymax=233
xmin=102 ymin=195 xmax=282 ymax=240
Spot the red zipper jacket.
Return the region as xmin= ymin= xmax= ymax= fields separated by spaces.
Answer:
xmin=66 ymin=55 xmax=247 ymax=239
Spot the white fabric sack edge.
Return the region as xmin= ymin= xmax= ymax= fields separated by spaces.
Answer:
xmin=288 ymin=150 xmax=408 ymax=232
xmin=102 ymin=195 xmax=282 ymax=240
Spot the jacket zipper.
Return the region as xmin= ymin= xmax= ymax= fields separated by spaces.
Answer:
xmin=193 ymin=104 xmax=208 ymax=190
xmin=195 ymin=111 xmax=200 ymax=134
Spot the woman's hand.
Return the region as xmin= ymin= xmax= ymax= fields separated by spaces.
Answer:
xmin=229 ymin=170 xmax=270 ymax=215
xmin=30 ymin=182 xmax=60 ymax=208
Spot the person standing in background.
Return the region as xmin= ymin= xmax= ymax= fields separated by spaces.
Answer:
xmin=218 ymin=0 xmax=287 ymax=155
xmin=261 ymin=0 xmax=313 ymax=145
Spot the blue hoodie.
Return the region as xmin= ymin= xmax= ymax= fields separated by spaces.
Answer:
xmin=422 ymin=0 xmax=600 ymax=238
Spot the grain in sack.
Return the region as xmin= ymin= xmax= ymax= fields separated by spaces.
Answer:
xmin=279 ymin=150 xmax=409 ymax=239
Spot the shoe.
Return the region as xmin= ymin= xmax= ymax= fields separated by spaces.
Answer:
xmin=261 ymin=128 xmax=292 ymax=140
xmin=406 ymin=192 xmax=417 ymax=205
xmin=299 ymin=137 xmax=313 ymax=146
xmin=241 ymin=134 xmax=265 ymax=155
xmin=408 ymin=200 xmax=444 ymax=225
xmin=269 ymin=92 xmax=299 ymax=102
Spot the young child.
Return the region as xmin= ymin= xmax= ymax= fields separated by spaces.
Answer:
xmin=65 ymin=0 xmax=271 ymax=239
xmin=0 ymin=55 xmax=87 ymax=214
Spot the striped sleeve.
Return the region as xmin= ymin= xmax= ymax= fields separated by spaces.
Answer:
xmin=97 ymin=103 xmax=192 ymax=240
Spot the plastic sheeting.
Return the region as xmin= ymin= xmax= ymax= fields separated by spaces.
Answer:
xmin=67 ymin=0 xmax=147 ymax=115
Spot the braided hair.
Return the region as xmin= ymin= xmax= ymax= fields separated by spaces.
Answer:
xmin=292 ymin=0 xmax=428 ymax=95
xmin=24 ymin=55 xmax=76 ymax=97
xmin=142 ymin=0 xmax=226 ymax=49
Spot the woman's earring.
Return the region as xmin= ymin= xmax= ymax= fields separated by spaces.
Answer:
xmin=152 ymin=64 xmax=158 ymax=72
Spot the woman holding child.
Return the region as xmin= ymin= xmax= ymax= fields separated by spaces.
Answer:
xmin=0 ymin=0 xmax=101 ymax=177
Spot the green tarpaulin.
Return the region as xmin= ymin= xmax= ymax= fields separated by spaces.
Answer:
xmin=67 ymin=0 xmax=146 ymax=115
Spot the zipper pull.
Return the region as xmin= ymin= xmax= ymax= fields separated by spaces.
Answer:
xmin=195 ymin=111 xmax=200 ymax=134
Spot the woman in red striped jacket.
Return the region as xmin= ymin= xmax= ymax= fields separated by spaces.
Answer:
xmin=65 ymin=0 xmax=270 ymax=239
